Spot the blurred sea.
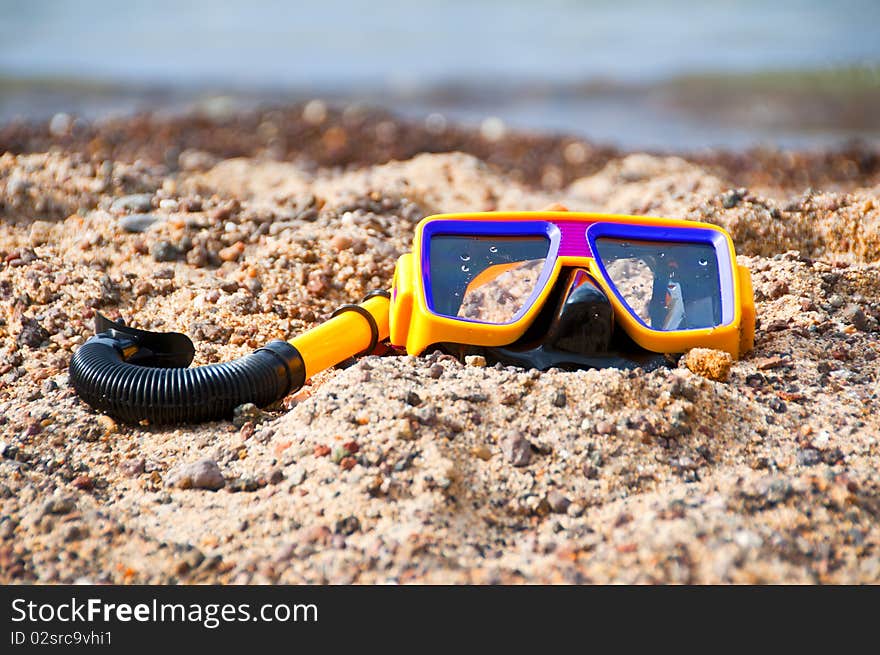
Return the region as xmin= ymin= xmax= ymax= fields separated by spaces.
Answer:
xmin=1 ymin=0 xmax=879 ymax=149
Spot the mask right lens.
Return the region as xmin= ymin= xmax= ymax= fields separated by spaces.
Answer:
xmin=593 ymin=237 xmax=722 ymax=330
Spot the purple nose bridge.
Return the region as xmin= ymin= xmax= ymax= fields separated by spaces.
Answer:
xmin=555 ymin=221 xmax=593 ymax=258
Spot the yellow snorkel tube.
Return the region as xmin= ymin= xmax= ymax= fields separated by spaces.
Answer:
xmin=69 ymin=292 xmax=390 ymax=425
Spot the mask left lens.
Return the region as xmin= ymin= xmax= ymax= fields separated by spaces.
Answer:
xmin=427 ymin=234 xmax=549 ymax=324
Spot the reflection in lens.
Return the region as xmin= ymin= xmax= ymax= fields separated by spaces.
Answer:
xmin=428 ymin=234 xmax=550 ymax=323
xmin=457 ymin=259 xmax=546 ymax=322
xmin=594 ymin=237 xmax=722 ymax=330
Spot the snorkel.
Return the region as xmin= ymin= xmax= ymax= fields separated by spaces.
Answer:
xmin=70 ymin=209 xmax=754 ymax=425
xmin=69 ymin=292 xmax=390 ymax=424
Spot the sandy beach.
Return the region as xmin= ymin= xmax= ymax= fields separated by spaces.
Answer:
xmin=1 ymin=105 xmax=879 ymax=583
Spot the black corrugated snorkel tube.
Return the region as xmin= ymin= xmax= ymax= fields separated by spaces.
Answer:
xmin=69 ymin=314 xmax=305 ymax=424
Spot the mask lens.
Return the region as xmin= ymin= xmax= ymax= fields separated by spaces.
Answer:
xmin=594 ymin=237 xmax=722 ymax=330
xmin=428 ymin=235 xmax=549 ymax=323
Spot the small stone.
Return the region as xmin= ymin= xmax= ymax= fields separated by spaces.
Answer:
xmin=268 ymin=468 xmax=285 ymax=485
xmin=165 ymin=458 xmax=225 ymax=491
xmin=288 ymin=467 xmax=306 ymax=487
xmin=232 ymin=403 xmax=266 ymax=428
xmin=465 ymin=355 xmax=487 ymax=367
xmin=111 ymin=193 xmax=154 ymax=213
xmin=64 ymin=525 xmax=86 ymax=542
xmin=566 ymin=502 xmax=585 ymax=518
xmin=49 ymin=112 xmax=72 ymax=136
xmin=471 ymin=445 xmax=492 ymax=461
xmin=334 ymin=516 xmax=361 ymax=536
xmin=218 ymin=242 xmax=245 ymax=262
xmin=546 ymin=490 xmax=571 ymax=513
xmin=226 ymin=476 xmax=262 ymax=492
xmin=552 ymin=388 xmax=567 ymax=408
xmin=582 ymin=463 xmax=600 ymax=479
xmin=828 ymin=294 xmax=845 ymax=309
xmin=306 ymin=271 xmax=328 ymax=295
xmin=330 ymin=234 xmax=353 ymax=251
xmin=151 ymin=240 xmax=183 ymax=262
xmin=756 ymin=356 xmax=786 ymax=370
xmin=684 ymin=348 xmax=732 ymax=382
xmin=97 ymin=414 xmax=117 ymax=435
xmin=175 ymin=548 xmax=205 ymax=575
xmin=595 ymin=420 xmax=615 ymax=435
xmin=796 ymin=448 xmax=821 ymax=467
xmin=17 ymin=317 xmax=50 ymax=348
xmin=502 ymin=435 xmax=532 ymax=467
xmin=43 ymin=496 xmax=76 ymax=515
xmin=404 ymin=391 xmax=422 ymax=406
xmin=722 ymin=189 xmax=743 ymax=208
xmin=119 ymin=213 xmax=163 ymax=233
xmin=841 ymin=304 xmax=869 ymax=331
xmin=122 ymin=458 xmax=146 ymax=477
xmin=71 ymin=475 xmax=94 ymax=491
xmin=428 ymin=364 xmax=444 ymax=379
xmin=179 ymin=149 xmax=219 ymax=171
xmin=767 ymin=281 xmax=789 ymax=299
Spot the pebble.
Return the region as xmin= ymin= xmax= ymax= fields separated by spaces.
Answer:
xmin=218 ymin=242 xmax=245 ymax=262
xmin=471 ymin=445 xmax=492 ymax=461
xmin=756 ymin=356 xmax=786 ymax=370
xmin=330 ymin=234 xmax=353 ymax=251
xmin=43 ymin=496 xmax=76 ymax=515
xmin=227 ymin=476 xmax=262 ymax=492
xmin=480 ymin=116 xmax=506 ymax=141
xmin=552 ymin=388 xmax=567 ymax=408
xmin=841 ymin=304 xmax=869 ymax=331
xmin=179 ymin=149 xmax=219 ymax=171
xmin=465 ymin=355 xmax=487 ymax=367
xmin=165 ymin=458 xmax=226 ymax=491
xmin=722 ymin=189 xmax=744 ymax=208
xmin=48 ymin=112 xmax=72 ymax=136
xmin=17 ymin=317 xmax=50 ymax=348
xmin=71 ymin=475 xmax=94 ymax=491
xmin=97 ymin=414 xmax=117 ymax=436
xmin=111 ymin=193 xmax=154 ymax=213
xmin=334 ymin=516 xmax=361 ymax=536
xmin=595 ymin=420 xmax=615 ymax=435
xmin=287 ymin=467 xmax=306 ymax=487
xmin=502 ymin=434 xmax=532 ymax=466
xmin=122 ymin=458 xmax=146 ymax=477
xmin=428 ymin=364 xmax=444 ymax=379
xmin=232 ymin=403 xmax=266 ymax=428
xmin=306 ymin=271 xmax=328 ymax=295
xmin=546 ymin=490 xmax=571 ymax=513
xmin=796 ymin=448 xmax=821 ymax=467
xmin=175 ymin=548 xmax=205 ymax=575
xmin=151 ymin=240 xmax=183 ymax=262
xmin=684 ymin=348 xmax=732 ymax=382
xmin=119 ymin=213 xmax=163 ymax=233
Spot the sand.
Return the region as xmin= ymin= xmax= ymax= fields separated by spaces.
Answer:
xmin=1 ymin=107 xmax=879 ymax=583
